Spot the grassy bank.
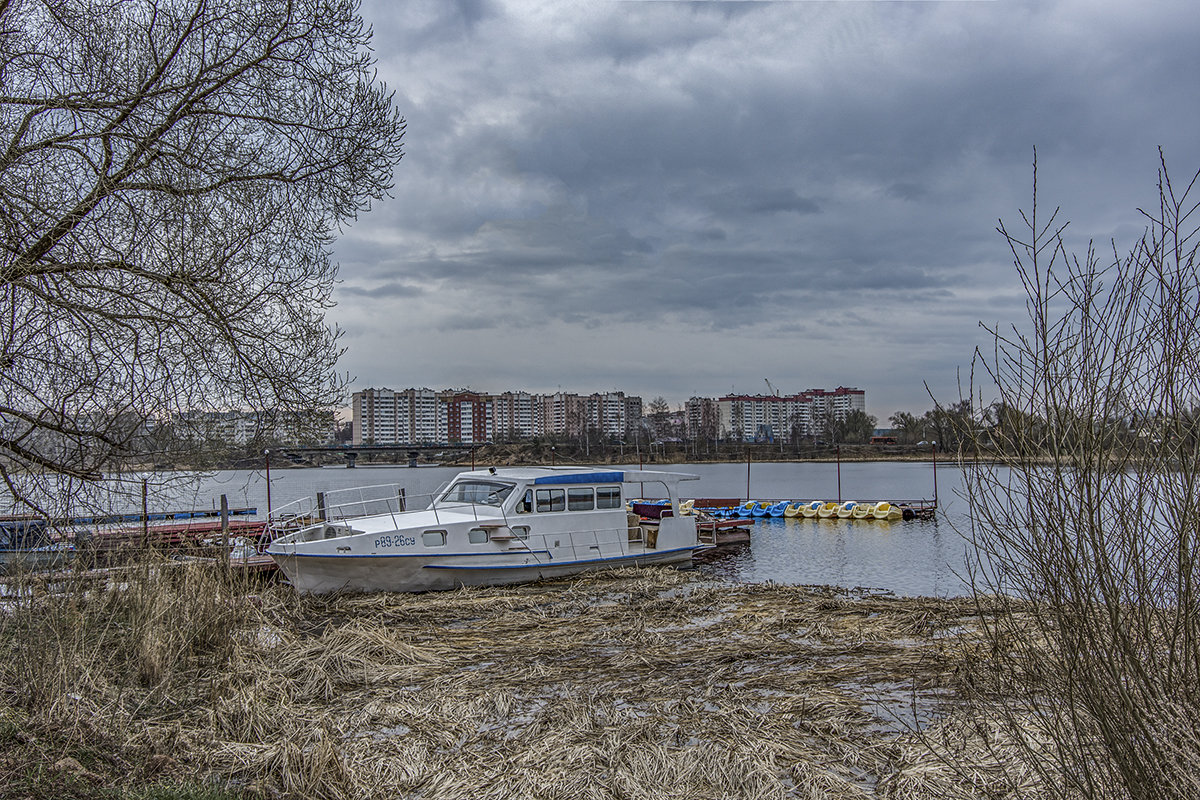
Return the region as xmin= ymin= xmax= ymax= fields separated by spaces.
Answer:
xmin=1 ymin=562 xmax=1034 ymax=799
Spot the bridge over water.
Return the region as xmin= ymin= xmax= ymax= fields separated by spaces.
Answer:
xmin=273 ymin=443 xmax=482 ymax=468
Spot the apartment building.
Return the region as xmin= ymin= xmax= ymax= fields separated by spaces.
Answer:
xmin=351 ymin=388 xmax=643 ymax=445
xmin=684 ymin=397 xmax=719 ymax=439
xmin=350 ymin=386 xmax=861 ymax=445
xmin=492 ymin=391 xmax=537 ymax=439
xmin=716 ymin=387 xmax=867 ymax=442
xmin=353 ymin=387 xmax=446 ymax=445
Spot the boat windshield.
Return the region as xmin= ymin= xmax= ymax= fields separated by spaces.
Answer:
xmin=438 ymin=480 xmax=514 ymax=507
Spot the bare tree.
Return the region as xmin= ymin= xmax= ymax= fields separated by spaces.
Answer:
xmin=961 ymin=150 xmax=1200 ymax=799
xmin=888 ymin=410 xmax=922 ymax=444
xmin=0 ymin=0 xmax=405 ymax=514
xmin=646 ymin=395 xmax=671 ymax=441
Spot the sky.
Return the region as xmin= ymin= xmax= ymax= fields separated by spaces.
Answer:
xmin=328 ymin=0 xmax=1200 ymax=423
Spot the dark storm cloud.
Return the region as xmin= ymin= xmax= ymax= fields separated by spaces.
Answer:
xmin=334 ymin=0 xmax=1200 ymax=416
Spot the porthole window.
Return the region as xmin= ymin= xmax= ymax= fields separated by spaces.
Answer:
xmin=468 ymin=528 xmax=489 ymax=544
xmin=422 ymin=530 xmax=447 ymax=547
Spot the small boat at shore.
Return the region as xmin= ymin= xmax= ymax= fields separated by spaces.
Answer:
xmin=817 ymin=502 xmax=839 ymax=519
xmin=801 ymin=501 xmax=822 ymax=518
xmin=852 ymin=502 xmax=874 ymax=520
xmin=837 ymin=501 xmax=857 ymax=519
xmin=0 ymin=518 xmax=74 ymax=575
xmin=267 ymin=467 xmax=714 ymax=594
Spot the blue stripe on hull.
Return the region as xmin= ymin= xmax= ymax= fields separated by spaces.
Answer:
xmin=276 ymin=549 xmax=553 ymax=559
xmin=423 ymin=545 xmax=697 ymax=570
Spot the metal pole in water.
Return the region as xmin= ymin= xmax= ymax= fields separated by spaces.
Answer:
xmin=746 ymin=448 xmax=751 ymax=501
xmin=932 ymin=443 xmax=938 ymax=510
xmin=836 ymin=445 xmax=842 ymax=503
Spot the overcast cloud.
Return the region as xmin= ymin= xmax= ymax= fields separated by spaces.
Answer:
xmin=329 ymin=0 xmax=1200 ymax=421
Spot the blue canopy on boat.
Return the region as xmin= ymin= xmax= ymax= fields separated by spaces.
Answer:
xmin=532 ymin=471 xmax=625 ymax=485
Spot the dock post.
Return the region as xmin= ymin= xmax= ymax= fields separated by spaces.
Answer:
xmin=220 ymin=494 xmax=229 ymax=553
xmin=141 ymin=479 xmax=149 ymax=555
xmin=316 ymin=492 xmax=326 ymax=522
xmin=264 ymin=450 xmax=273 ymax=518
xmin=398 ymin=487 xmax=406 ymax=512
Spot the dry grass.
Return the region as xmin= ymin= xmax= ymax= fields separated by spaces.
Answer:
xmin=0 ymin=563 xmax=1041 ymax=799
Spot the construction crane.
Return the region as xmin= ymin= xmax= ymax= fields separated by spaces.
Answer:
xmin=764 ymin=378 xmax=780 ymax=397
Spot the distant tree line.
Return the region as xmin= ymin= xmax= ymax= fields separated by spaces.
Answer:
xmin=888 ymin=397 xmax=1198 ymax=457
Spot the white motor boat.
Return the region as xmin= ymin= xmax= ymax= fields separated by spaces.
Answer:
xmin=266 ymin=467 xmax=714 ymax=594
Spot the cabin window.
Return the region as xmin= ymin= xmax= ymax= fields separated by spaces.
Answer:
xmin=515 ymin=489 xmax=533 ymax=514
xmin=597 ymin=486 xmax=622 ymax=509
xmin=422 ymin=530 xmax=446 ymax=547
xmin=536 ymin=488 xmax=565 ymax=512
xmin=439 ymin=481 xmax=513 ymax=506
xmin=511 ymin=525 xmax=530 ymax=540
xmin=468 ymin=528 xmax=489 ymax=544
xmin=567 ymin=488 xmax=594 ymax=511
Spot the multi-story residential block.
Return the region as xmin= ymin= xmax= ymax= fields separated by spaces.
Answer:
xmin=171 ymin=409 xmax=331 ymax=446
xmin=444 ymin=391 xmax=492 ymax=445
xmin=349 ymin=385 xmax=860 ymax=446
xmin=716 ymin=387 xmax=867 ymax=442
xmin=587 ymin=392 xmax=639 ymax=438
xmin=353 ymin=387 xmax=447 ymax=445
xmin=351 ymin=387 xmax=645 ymax=445
xmin=492 ymin=391 xmax=537 ymax=439
xmin=684 ymin=397 xmax=719 ymax=440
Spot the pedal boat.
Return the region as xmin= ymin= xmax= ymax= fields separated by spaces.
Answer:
xmin=266 ymin=467 xmax=712 ymax=594
xmin=872 ymin=501 xmax=903 ymax=521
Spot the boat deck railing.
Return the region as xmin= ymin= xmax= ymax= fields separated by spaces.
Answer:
xmin=267 ymin=483 xmax=520 ymax=537
xmin=268 ymin=483 xmax=426 ymax=531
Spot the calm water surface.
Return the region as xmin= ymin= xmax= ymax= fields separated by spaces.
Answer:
xmin=158 ymin=460 xmax=975 ymax=597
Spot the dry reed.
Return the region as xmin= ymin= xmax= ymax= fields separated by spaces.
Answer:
xmin=0 ymin=562 xmax=1037 ymax=799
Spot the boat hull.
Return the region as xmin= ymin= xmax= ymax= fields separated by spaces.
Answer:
xmin=0 ymin=547 xmax=74 ymax=575
xmin=272 ymin=546 xmax=697 ymax=594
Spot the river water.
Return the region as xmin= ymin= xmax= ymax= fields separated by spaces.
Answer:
xmin=154 ymin=459 xmax=975 ymax=598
